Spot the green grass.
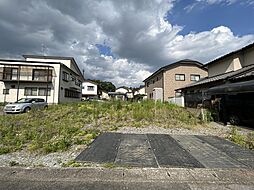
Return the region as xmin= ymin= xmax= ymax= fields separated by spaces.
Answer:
xmin=0 ymin=100 xmax=201 ymax=155
xmin=227 ymin=127 xmax=254 ymax=150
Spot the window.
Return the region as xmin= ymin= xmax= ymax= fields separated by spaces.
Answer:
xmin=70 ymin=74 xmax=76 ymax=81
xmin=62 ymin=71 xmax=69 ymax=81
xmin=33 ymin=69 xmax=52 ymax=81
xmin=153 ymin=80 xmax=155 ymax=84
xmin=75 ymin=79 xmax=81 ymax=87
xmin=147 ymin=82 xmax=150 ymax=87
xmin=190 ymin=74 xmax=200 ymax=81
xmin=11 ymin=68 xmax=18 ymax=80
xmin=3 ymin=89 xmax=9 ymax=95
xmin=175 ymin=74 xmax=185 ymax=81
xmin=38 ymin=88 xmax=51 ymax=96
xmin=87 ymin=86 xmax=94 ymax=91
xmin=64 ymin=89 xmax=80 ymax=98
xmin=24 ymin=87 xmax=37 ymax=96
xmin=157 ymin=77 xmax=159 ymax=81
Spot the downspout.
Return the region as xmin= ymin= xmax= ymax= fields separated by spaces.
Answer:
xmin=16 ymin=66 xmax=21 ymax=102
xmin=162 ymin=71 xmax=164 ymax=102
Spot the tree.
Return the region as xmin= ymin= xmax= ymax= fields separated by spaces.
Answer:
xmin=90 ymin=79 xmax=116 ymax=92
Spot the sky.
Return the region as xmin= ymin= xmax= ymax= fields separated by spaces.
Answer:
xmin=0 ymin=0 xmax=254 ymax=87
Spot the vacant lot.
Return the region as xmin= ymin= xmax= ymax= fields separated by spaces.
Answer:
xmin=0 ymin=100 xmax=253 ymax=167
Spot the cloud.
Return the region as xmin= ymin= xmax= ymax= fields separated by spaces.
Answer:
xmin=0 ymin=0 xmax=253 ymax=87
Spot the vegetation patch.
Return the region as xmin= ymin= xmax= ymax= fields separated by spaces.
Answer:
xmin=227 ymin=127 xmax=254 ymax=150
xmin=0 ymin=100 xmax=202 ymax=155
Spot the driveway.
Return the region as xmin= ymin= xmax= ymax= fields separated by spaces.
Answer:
xmin=76 ymin=133 xmax=254 ymax=169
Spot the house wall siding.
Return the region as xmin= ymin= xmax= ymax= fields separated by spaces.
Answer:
xmin=243 ymin=47 xmax=254 ymax=67
xmin=145 ymin=72 xmax=163 ymax=100
xmin=163 ymin=65 xmax=207 ymax=101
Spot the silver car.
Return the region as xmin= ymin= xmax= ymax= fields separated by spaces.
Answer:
xmin=4 ymin=98 xmax=48 ymax=113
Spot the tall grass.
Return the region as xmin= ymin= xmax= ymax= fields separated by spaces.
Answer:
xmin=0 ymin=100 xmax=200 ymax=154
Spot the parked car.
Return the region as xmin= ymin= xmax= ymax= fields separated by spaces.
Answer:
xmin=4 ymin=98 xmax=48 ymax=114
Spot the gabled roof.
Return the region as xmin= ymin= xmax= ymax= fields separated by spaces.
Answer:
xmin=204 ymin=42 xmax=254 ymax=67
xmin=23 ymin=55 xmax=85 ymax=81
xmin=178 ymin=64 xmax=254 ymax=90
xmin=143 ymin=59 xmax=206 ymax=82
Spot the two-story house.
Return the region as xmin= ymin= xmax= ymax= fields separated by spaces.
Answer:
xmin=143 ymin=60 xmax=208 ymax=102
xmin=0 ymin=55 xmax=85 ymax=104
xmin=82 ymin=80 xmax=98 ymax=99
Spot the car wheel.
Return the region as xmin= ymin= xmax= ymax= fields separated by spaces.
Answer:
xmin=44 ymin=105 xmax=48 ymax=109
xmin=229 ymin=114 xmax=241 ymax=125
xmin=24 ymin=107 xmax=31 ymax=113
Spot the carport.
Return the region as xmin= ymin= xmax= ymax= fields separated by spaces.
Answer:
xmin=207 ymin=80 xmax=254 ymax=95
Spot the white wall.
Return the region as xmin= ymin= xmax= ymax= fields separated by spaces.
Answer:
xmin=0 ymin=61 xmax=60 ymax=104
xmin=0 ymin=59 xmax=83 ymax=104
xmin=82 ymin=81 xmax=97 ymax=96
xmin=168 ymin=96 xmax=185 ymax=107
xmin=152 ymin=88 xmax=163 ymax=101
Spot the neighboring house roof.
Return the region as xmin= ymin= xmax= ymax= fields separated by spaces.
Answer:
xmin=204 ymin=42 xmax=254 ymax=67
xmin=178 ymin=64 xmax=254 ymax=90
xmin=83 ymin=80 xmax=98 ymax=85
xmin=143 ymin=59 xmax=206 ymax=82
xmin=23 ymin=55 xmax=85 ymax=81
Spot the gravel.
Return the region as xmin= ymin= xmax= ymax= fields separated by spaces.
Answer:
xmin=0 ymin=122 xmax=252 ymax=168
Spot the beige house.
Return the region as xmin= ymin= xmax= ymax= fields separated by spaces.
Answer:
xmin=143 ymin=60 xmax=207 ymax=102
xmin=207 ymin=42 xmax=254 ymax=77
xmin=0 ymin=55 xmax=85 ymax=104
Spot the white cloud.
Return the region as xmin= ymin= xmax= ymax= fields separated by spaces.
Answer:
xmin=0 ymin=0 xmax=253 ymax=87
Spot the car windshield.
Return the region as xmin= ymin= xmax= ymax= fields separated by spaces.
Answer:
xmin=15 ymin=98 xmax=33 ymax=103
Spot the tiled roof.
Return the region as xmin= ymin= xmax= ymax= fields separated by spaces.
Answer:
xmin=178 ymin=64 xmax=254 ymax=90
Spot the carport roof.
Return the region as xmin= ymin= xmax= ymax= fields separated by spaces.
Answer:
xmin=207 ymin=80 xmax=254 ymax=95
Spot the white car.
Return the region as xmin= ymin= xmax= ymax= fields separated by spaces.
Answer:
xmin=4 ymin=98 xmax=48 ymax=113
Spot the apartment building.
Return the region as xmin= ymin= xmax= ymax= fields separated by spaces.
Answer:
xmin=143 ymin=60 xmax=207 ymax=102
xmin=0 ymin=55 xmax=85 ymax=104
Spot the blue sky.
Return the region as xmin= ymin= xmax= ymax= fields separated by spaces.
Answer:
xmin=167 ymin=0 xmax=254 ymax=36
xmin=0 ymin=0 xmax=254 ymax=86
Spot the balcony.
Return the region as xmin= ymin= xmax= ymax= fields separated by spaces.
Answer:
xmin=0 ymin=66 xmax=53 ymax=83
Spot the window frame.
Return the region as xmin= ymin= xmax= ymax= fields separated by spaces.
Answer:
xmin=38 ymin=88 xmax=51 ymax=96
xmin=190 ymin=74 xmax=201 ymax=81
xmin=87 ymin=86 xmax=95 ymax=91
xmin=24 ymin=87 xmax=38 ymax=96
xmin=175 ymin=74 xmax=185 ymax=81
xmin=3 ymin=89 xmax=9 ymax=95
xmin=62 ymin=71 xmax=69 ymax=82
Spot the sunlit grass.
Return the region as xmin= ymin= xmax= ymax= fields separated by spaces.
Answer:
xmin=0 ymin=100 xmax=201 ymax=154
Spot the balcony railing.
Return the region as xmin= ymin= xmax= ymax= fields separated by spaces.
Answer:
xmin=0 ymin=66 xmax=53 ymax=82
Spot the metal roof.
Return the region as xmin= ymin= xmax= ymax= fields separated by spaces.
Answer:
xmin=178 ymin=64 xmax=254 ymax=90
xmin=207 ymin=80 xmax=254 ymax=95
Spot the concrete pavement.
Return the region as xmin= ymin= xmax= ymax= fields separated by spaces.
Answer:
xmin=0 ymin=167 xmax=254 ymax=190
